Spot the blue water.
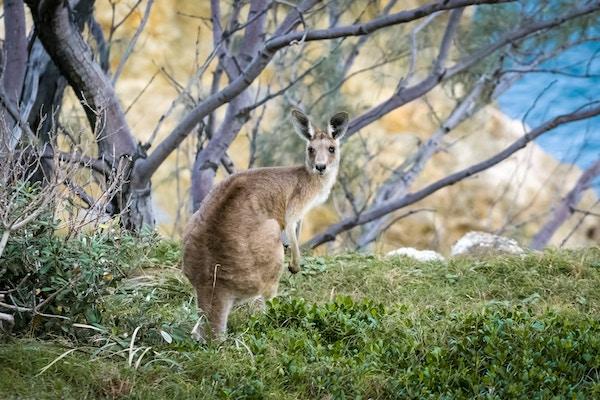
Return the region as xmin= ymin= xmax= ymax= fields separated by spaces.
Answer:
xmin=498 ymin=42 xmax=600 ymax=193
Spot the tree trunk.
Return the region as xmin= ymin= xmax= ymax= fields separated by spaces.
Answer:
xmin=27 ymin=0 xmax=155 ymax=230
xmin=21 ymin=0 xmax=97 ymax=143
xmin=190 ymin=0 xmax=267 ymax=210
xmin=191 ymin=97 xmax=250 ymax=210
xmin=1 ymin=0 xmax=27 ymax=150
xmin=29 ymin=0 xmax=136 ymax=160
xmin=2 ymin=0 xmax=27 ymax=105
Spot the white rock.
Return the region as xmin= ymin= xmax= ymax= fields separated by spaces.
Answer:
xmin=386 ymin=247 xmax=445 ymax=263
xmin=451 ymin=231 xmax=524 ymax=256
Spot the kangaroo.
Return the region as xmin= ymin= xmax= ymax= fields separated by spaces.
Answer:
xmin=182 ymin=109 xmax=349 ymax=340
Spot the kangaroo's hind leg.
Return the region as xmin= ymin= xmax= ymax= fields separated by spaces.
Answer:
xmin=194 ymin=286 xmax=235 ymax=341
xmin=259 ymin=220 xmax=285 ymax=304
xmin=191 ymin=289 xmax=209 ymax=342
xmin=252 ymin=278 xmax=279 ymax=312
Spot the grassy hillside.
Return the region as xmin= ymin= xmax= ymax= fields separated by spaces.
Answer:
xmin=2 ymin=238 xmax=600 ymax=399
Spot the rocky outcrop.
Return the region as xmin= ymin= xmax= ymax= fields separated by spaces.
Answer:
xmin=451 ymin=231 xmax=525 ymax=256
xmin=386 ymin=247 xmax=445 ymax=262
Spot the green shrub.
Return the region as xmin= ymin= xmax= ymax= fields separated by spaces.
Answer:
xmin=249 ymin=296 xmax=385 ymax=348
xmin=0 ymin=216 xmax=168 ymax=335
xmin=235 ymin=303 xmax=600 ymax=399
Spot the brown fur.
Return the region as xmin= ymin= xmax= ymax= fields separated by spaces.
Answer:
xmin=182 ymin=110 xmax=349 ymax=340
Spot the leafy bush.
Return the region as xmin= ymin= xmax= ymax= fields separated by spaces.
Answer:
xmin=250 ymin=296 xmax=385 ymax=349
xmin=0 ymin=215 xmax=168 ymax=334
xmin=380 ymin=308 xmax=600 ymax=398
xmin=221 ymin=303 xmax=600 ymax=399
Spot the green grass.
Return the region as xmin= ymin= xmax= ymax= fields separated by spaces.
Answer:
xmin=2 ymin=245 xmax=600 ymax=399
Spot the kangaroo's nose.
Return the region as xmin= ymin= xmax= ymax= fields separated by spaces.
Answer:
xmin=315 ymin=164 xmax=326 ymax=172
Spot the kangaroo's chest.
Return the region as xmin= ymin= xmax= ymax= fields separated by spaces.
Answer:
xmin=294 ymin=171 xmax=336 ymax=222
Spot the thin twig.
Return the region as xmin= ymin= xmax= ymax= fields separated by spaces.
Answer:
xmin=125 ymin=70 xmax=159 ymax=114
xmin=112 ymin=0 xmax=155 ymax=84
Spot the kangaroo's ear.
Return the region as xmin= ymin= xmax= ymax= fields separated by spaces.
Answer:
xmin=291 ymin=108 xmax=314 ymax=141
xmin=328 ymin=111 xmax=349 ymax=139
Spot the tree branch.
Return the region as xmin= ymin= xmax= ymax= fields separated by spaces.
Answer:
xmin=356 ymin=76 xmax=488 ymax=248
xmin=346 ymin=0 xmax=600 ymax=139
xmin=112 ymin=0 xmax=154 ymax=84
xmin=530 ymin=157 xmax=600 ymax=250
xmin=305 ymin=101 xmax=600 ymax=248
xmin=340 ymin=0 xmax=399 ymax=78
xmin=268 ymin=0 xmax=510 ymax=49
xmin=138 ymin=0 xmax=510 ymax=181
xmin=433 ymin=7 xmax=463 ymax=73
xmin=40 ymin=148 xmax=109 ymax=175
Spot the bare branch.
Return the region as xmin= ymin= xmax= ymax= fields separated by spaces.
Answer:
xmin=242 ymin=54 xmax=329 ymax=114
xmin=64 ymin=178 xmax=98 ymax=210
xmin=138 ymin=0 xmax=510 ymax=181
xmin=341 ymin=0 xmax=399 ymax=77
xmin=112 ymin=0 xmax=155 ymax=84
xmin=530 ymin=157 xmax=600 ymax=250
xmin=559 ymin=199 xmax=600 ymax=248
xmin=38 ymin=147 xmax=109 ymax=175
xmin=0 ymin=144 xmax=84 ymax=257
xmin=433 ymin=8 xmax=464 ymax=73
xmin=268 ymin=0 xmax=511 ymax=49
xmin=572 ymin=207 xmax=600 ymax=219
xmin=124 ymin=69 xmax=159 ymax=114
xmin=309 ymin=51 xmax=409 ymax=112
xmin=401 ymin=12 xmax=440 ymax=89
xmin=305 ymin=101 xmax=600 ymax=248
xmin=356 ymin=76 xmax=488 ymax=248
xmin=110 ymin=0 xmax=143 ymax=39
xmin=347 ymin=1 xmax=600 ymax=139
xmin=379 ymin=208 xmax=437 ymax=238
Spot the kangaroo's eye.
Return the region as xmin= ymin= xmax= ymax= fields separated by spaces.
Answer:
xmin=329 ymin=146 xmax=335 ymax=154
xmin=308 ymin=147 xmax=315 ymax=154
